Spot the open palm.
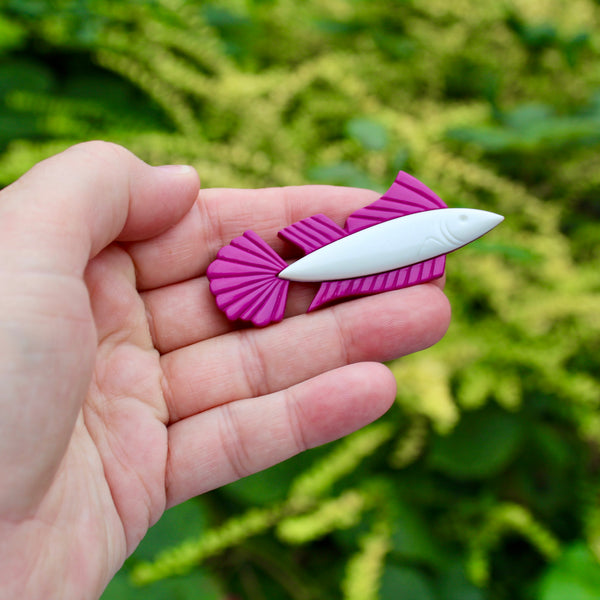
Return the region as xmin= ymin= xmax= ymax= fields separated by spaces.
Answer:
xmin=0 ymin=143 xmax=450 ymax=600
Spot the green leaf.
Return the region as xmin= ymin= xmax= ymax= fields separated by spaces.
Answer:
xmin=345 ymin=117 xmax=388 ymax=151
xmin=468 ymin=240 xmax=541 ymax=264
xmin=100 ymin=572 xmax=132 ymax=600
xmin=380 ymin=566 xmax=436 ymax=600
xmin=0 ymin=59 xmax=55 ymax=98
xmin=390 ymin=502 xmax=446 ymax=567
xmin=538 ymin=543 xmax=600 ymax=600
xmin=373 ymin=33 xmax=416 ymax=59
xmin=562 ymin=31 xmax=591 ymax=67
xmin=132 ymin=498 xmax=210 ymax=562
xmin=5 ymin=0 xmax=49 ymax=17
xmin=0 ymin=15 xmax=26 ymax=53
xmin=221 ymin=454 xmax=312 ymax=503
xmin=503 ymin=103 xmax=554 ymax=129
xmin=0 ymin=110 xmax=43 ymax=143
xmin=307 ymin=161 xmax=377 ymax=189
xmin=101 ymin=500 xmax=220 ymax=599
xmin=101 ymin=570 xmax=222 ymax=600
xmin=446 ymin=126 xmax=517 ymax=152
xmin=437 ymin=562 xmax=487 ymax=600
xmin=391 ymin=147 xmax=410 ymax=172
xmin=521 ymin=23 xmax=558 ymax=50
xmin=428 ymin=405 xmax=525 ymax=480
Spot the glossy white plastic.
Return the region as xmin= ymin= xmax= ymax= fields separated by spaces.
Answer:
xmin=278 ymin=208 xmax=504 ymax=282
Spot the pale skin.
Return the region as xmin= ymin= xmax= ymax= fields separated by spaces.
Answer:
xmin=0 ymin=142 xmax=450 ymax=599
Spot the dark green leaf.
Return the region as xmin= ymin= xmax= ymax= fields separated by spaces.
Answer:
xmin=345 ymin=117 xmax=388 ymax=151
xmin=503 ymin=103 xmax=553 ymax=129
xmin=428 ymin=405 xmax=525 ymax=480
xmin=538 ymin=543 xmax=600 ymax=600
xmin=468 ymin=240 xmax=541 ymax=264
xmin=307 ymin=162 xmax=377 ymax=189
xmin=380 ymin=566 xmax=436 ymax=600
xmin=0 ymin=15 xmax=26 ymax=52
xmin=391 ymin=502 xmax=446 ymax=567
xmin=132 ymin=498 xmax=210 ymax=562
xmin=0 ymin=59 xmax=55 ymax=98
xmin=101 ymin=570 xmax=222 ymax=600
xmin=437 ymin=562 xmax=487 ymax=600
xmin=221 ymin=457 xmax=307 ymax=504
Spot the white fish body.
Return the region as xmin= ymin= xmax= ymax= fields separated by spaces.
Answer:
xmin=279 ymin=208 xmax=504 ymax=282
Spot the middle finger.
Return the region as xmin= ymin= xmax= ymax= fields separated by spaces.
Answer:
xmin=160 ymin=282 xmax=450 ymax=423
xmin=143 ymin=273 xmax=445 ymax=354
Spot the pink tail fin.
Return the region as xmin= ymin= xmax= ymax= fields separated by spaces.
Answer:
xmin=206 ymin=231 xmax=290 ymax=326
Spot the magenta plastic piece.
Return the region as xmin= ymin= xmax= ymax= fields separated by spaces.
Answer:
xmin=206 ymin=231 xmax=290 ymax=327
xmin=308 ymin=254 xmax=446 ymax=311
xmin=206 ymin=171 xmax=448 ymax=326
xmin=278 ymin=214 xmax=347 ymax=253
xmin=345 ymin=171 xmax=447 ymax=233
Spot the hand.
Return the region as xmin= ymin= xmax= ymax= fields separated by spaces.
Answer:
xmin=0 ymin=142 xmax=450 ymax=599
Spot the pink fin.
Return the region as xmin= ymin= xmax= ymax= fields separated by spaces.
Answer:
xmin=206 ymin=231 xmax=290 ymax=326
xmin=278 ymin=214 xmax=346 ymax=255
xmin=308 ymin=255 xmax=446 ymax=311
xmin=345 ymin=171 xmax=447 ymax=234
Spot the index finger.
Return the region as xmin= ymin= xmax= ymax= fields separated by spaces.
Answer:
xmin=126 ymin=185 xmax=380 ymax=290
xmin=0 ymin=141 xmax=199 ymax=278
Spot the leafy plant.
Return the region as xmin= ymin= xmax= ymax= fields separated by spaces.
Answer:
xmin=1 ymin=1 xmax=600 ymax=599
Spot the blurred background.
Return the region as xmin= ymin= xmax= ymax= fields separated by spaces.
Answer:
xmin=2 ymin=0 xmax=600 ymax=598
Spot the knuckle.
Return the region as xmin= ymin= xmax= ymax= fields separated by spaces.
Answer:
xmin=67 ymin=140 xmax=134 ymax=170
xmin=219 ymin=404 xmax=253 ymax=480
xmin=237 ymin=332 xmax=270 ymax=398
xmin=285 ymin=393 xmax=309 ymax=453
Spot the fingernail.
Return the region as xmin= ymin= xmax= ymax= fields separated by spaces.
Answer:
xmin=156 ymin=164 xmax=195 ymax=174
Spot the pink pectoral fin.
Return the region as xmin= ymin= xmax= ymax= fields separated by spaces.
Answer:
xmin=308 ymin=255 xmax=446 ymax=311
xmin=278 ymin=214 xmax=347 ymax=254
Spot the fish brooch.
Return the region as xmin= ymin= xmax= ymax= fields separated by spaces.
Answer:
xmin=207 ymin=171 xmax=503 ymax=326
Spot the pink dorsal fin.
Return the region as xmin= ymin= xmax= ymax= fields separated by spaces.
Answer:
xmin=278 ymin=214 xmax=346 ymax=255
xmin=345 ymin=171 xmax=448 ymax=234
xmin=308 ymin=255 xmax=446 ymax=311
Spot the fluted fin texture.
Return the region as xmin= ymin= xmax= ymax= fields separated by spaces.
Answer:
xmin=206 ymin=231 xmax=290 ymax=326
xmin=308 ymin=255 xmax=446 ymax=311
xmin=278 ymin=214 xmax=346 ymax=255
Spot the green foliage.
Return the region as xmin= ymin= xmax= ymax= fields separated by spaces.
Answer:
xmin=103 ymin=499 xmax=223 ymax=599
xmin=466 ymin=503 xmax=561 ymax=587
xmin=2 ymin=0 xmax=600 ymax=598
xmin=379 ymin=565 xmax=437 ymax=600
xmin=538 ymin=543 xmax=600 ymax=600
xmin=342 ymin=521 xmax=391 ymax=600
xmin=428 ymin=405 xmax=525 ymax=480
